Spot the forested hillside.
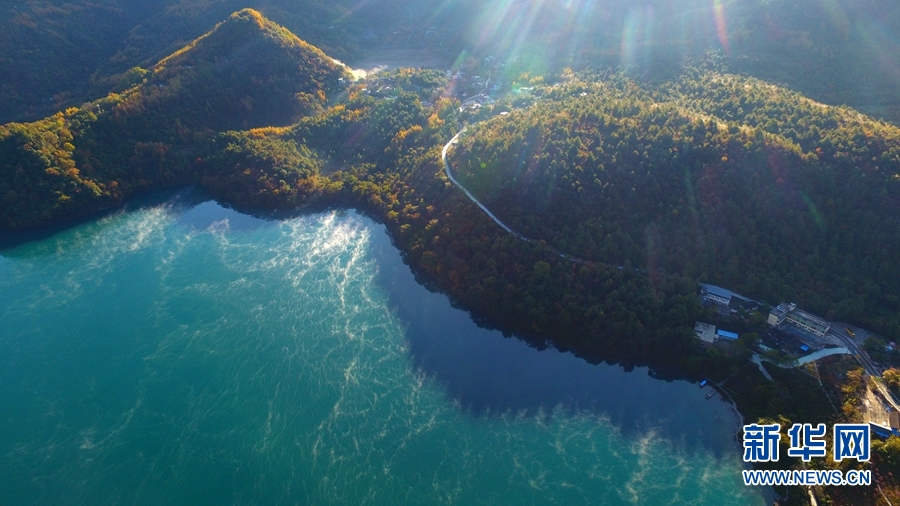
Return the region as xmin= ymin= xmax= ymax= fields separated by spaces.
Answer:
xmin=451 ymin=0 xmax=900 ymax=122
xmin=192 ymin=71 xmax=714 ymax=372
xmin=0 ymin=0 xmax=458 ymax=123
xmin=4 ymin=7 xmax=900 ymax=345
xmin=4 ymin=0 xmax=900 ymax=125
xmin=4 ymin=6 xmax=900 ymax=503
xmin=450 ymin=71 xmax=900 ymax=340
xmin=5 ymin=5 xmax=900 ymax=345
xmin=0 ymin=9 xmax=348 ymax=228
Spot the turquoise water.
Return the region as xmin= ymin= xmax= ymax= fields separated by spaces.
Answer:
xmin=0 ymin=192 xmax=765 ymax=505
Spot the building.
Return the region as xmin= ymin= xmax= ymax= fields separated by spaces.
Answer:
xmin=717 ymin=329 xmax=739 ymax=341
xmin=767 ymin=302 xmax=795 ymax=327
xmin=695 ymin=322 xmax=718 ymax=347
xmin=871 ymin=422 xmax=896 ymax=439
xmin=768 ymin=302 xmax=832 ymax=337
xmin=700 ymin=284 xmax=760 ymax=312
xmin=786 ymin=308 xmax=831 ymax=337
xmin=701 ymin=285 xmax=733 ymax=306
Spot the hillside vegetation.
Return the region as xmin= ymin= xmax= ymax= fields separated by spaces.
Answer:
xmin=0 ymin=9 xmax=348 ymax=228
xmin=4 ymin=0 xmax=900 ymax=125
xmin=451 ymin=71 xmax=900 ymax=340
xmin=4 ymin=7 xmax=900 ymax=503
xmin=0 ymin=0 xmax=457 ymax=123
xmin=4 ymin=8 xmax=900 ymax=348
xmin=450 ymin=0 xmax=900 ymax=122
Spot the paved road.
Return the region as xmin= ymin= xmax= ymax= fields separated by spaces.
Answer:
xmin=830 ymin=330 xmax=900 ymax=409
xmin=833 ymin=331 xmax=879 ymax=377
xmin=441 ymin=131 xmax=645 ymax=273
xmin=751 ymin=354 xmax=774 ymax=380
xmin=758 ymin=347 xmax=851 ymax=371
xmin=796 ymin=347 xmax=851 ymax=366
xmin=441 ymin=131 xmax=532 ymax=241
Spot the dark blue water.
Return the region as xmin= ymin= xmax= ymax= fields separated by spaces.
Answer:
xmin=0 ymin=191 xmax=764 ymax=505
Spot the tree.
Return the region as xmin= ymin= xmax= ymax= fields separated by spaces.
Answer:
xmin=884 ymin=368 xmax=900 ymax=397
xmin=741 ymin=332 xmax=761 ymax=350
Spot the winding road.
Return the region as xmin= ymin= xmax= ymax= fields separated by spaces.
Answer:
xmin=441 ymin=129 xmax=642 ymax=271
xmin=443 ymin=88 xmax=900 ymax=419
xmin=441 ymin=130 xmax=532 ymax=242
xmin=831 ymin=331 xmax=900 ymax=409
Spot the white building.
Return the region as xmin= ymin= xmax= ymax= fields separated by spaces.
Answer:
xmin=768 ymin=302 xmax=831 ymax=337
xmin=695 ymin=322 xmax=718 ymax=347
xmin=767 ymin=302 xmax=795 ymax=327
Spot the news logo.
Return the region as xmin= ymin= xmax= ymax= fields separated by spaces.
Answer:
xmin=742 ymin=423 xmax=873 ymax=487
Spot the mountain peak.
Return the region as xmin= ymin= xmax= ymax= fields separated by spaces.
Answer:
xmin=155 ymin=9 xmax=339 ymax=78
xmin=230 ymin=8 xmax=267 ymax=26
xmin=0 ymin=10 xmax=350 ymax=228
xmin=140 ymin=9 xmax=348 ymax=131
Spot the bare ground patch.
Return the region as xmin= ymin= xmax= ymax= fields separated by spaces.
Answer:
xmin=342 ymin=48 xmax=452 ymax=79
xmin=861 ymin=377 xmax=891 ymax=426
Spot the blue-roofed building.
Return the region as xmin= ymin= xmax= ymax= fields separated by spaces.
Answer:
xmin=870 ymin=422 xmax=898 ymax=439
xmin=717 ymin=329 xmax=739 ymax=340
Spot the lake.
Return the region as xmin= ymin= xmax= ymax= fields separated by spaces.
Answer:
xmin=0 ymin=189 xmax=765 ymax=505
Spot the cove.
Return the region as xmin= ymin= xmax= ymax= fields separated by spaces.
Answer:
xmin=0 ymin=189 xmax=766 ymax=505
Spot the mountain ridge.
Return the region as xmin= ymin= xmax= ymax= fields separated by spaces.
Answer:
xmin=0 ymin=9 xmax=348 ymax=228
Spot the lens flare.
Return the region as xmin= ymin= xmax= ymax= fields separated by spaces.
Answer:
xmin=713 ymin=0 xmax=730 ymax=53
xmin=620 ymin=11 xmax=638 ymax=67
xmin=799 ymin=191 xmax=827 ymax=234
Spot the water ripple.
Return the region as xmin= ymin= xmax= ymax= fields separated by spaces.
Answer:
xmin=0 ymin=200 xmax=764 ymax=506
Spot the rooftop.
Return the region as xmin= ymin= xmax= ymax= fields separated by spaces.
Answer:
xmin=700 ymin=283 xmax=760 ymax=305
xmin=787 ymin=308 xmax=830 ymax=329
xmin=717 ymin=329 xmax=739 ymax=340
xmin=694 ymin=322 xmax=717 ymax=345
xmin=695 ymin=322 xmax=715 ymax=332
xmin=701 ymin=283 xmax=738 ymax=300
xmin=770 ymin=302 xmax=796 ymax=319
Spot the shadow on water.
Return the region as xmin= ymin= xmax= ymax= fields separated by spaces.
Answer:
xmin=366 ymin=225 xmax=741 ymax=458
xmin=0 ymin=191 xmax=742 ymax=458
xmin=0 ymin=186 xmax=212 ymax=252
xmin=0 ymin=186 xmax=311 ymax=254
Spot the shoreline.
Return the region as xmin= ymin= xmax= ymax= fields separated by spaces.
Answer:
xmin=0 ymin=184 xmax=759 ymax=425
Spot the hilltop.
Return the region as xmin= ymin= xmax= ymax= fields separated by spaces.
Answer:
xmin=448 ymin=70 xmax=900 ymax=341
xmin=0 ymin=0 xmax=455 ymax=123
xmin=144 ymin=8 xmax=347 ymax=131
xmin=4 ymin=0 xmax=900 ymax=126
xmin=0 ymin=9 xmax=349 ymax=228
